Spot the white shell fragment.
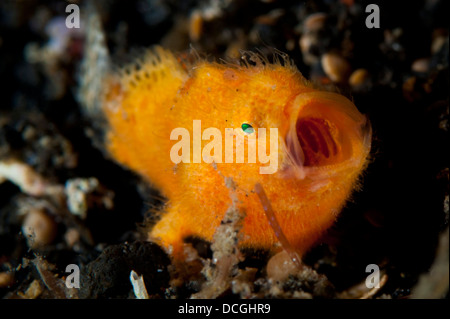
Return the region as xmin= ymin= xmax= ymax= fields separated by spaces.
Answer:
xmin=0 ymin=159 xmax=62 ymax=196
xmin=130 ymin=270 xmax=149 ymax=299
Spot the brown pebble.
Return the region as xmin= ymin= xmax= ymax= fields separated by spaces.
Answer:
xmin=299 ymin=13 xmax=327 ymax=66
xmin=189 ymin=10 xmax=203 ymax=42
xmin=299 ymin=34 xmax=319 ymax=65
xmin=225 ymin=31 xmax=247 ymax=60
xmin=321 ymin=52 xmax=351 ymax=83
xmin=64 ymin=227 xmax=80 ymax=248
xmin=411 ymin=58 xmax=430 ymax=73
xmin=299 ymin=33 xmax=312 ymax=53
xmin=0 ymin=272 xmax=14 ymax=288
xmin=431 ymin=28 xmax=448 ymax=54
xmin=285 ymin=38 xmax=295 ymax=51
xmin=349 ymin=68 xmax=370 ymax=87
xmin=22 ymin=209 xmax=57 ymax=248
xmin=402 ymin=76 xmax=418 ymax=102
xmin=303 ymin=13 xmax=327 ymax=32
xmin=266 ymin=250 xmax=298 ymax=282
xmin=255 ymin=9 xmax=285 ymax=26
xmin=432 ymin=35 xmax=446 ymax=54
xmin=19 ymin=280 xmax=43 ymax=299
xmin=225 ymin=45 xmax=240 ymax=60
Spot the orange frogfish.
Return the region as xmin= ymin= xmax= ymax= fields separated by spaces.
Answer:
xmin=79 ymin=16 xmax=371 ymax=260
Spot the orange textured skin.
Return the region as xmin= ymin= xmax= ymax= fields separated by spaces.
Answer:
xmin=100 ymin=47 xmax=371 ymax=258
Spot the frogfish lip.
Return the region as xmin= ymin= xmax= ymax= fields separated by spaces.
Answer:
xmin=282 ymin=91 xmax=372 ymax=180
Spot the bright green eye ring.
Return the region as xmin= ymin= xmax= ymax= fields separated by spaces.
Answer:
xmin=241 ymin=123 xmax=254 ymax=134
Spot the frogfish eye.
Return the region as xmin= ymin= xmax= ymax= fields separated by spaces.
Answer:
xmin=241 ymin=123 xmax=255 ymax=134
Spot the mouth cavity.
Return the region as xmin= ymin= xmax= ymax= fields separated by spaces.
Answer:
xmin=295 ymin=117 xmax=338 ymax=167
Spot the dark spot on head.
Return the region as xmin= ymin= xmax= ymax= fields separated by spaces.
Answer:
xmin=223 ymin=69 xmax=238 ymax=81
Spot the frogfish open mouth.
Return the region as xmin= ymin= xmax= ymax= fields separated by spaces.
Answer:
xmin=79 ymin=13 xmax=371 ymax=260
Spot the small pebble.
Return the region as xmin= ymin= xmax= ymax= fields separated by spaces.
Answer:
xmin=402 ymin=76 xmax=417 ymax=102
xmin=65 ymin=177 xmax=114 ymax=220
xmin=0 ymin=160 xmax=48 ymax=196
xmin=431 ymin=29 xmax=448 ymax=54
xmin=411 ymin=58 xmax=430 ymax=73
xmin=321 ymin=52 xmax=351 ymax=83
xmin=20 ymin=280 xmax=43 ymax=299
xmin=189 ymin=10 xmax=203 ymax=42
xmin=349 ymin=68 xmax=370 ymax=87
xmin=64 ymin=227 xmax=81 ymax=248
xmin=255 ymin=9 xmax=285 ymax=26
xmin=0 ymin=272 xmax=14 ymax=288
xmin=266 ymin=250 xmax=298 ymax=282
xmin=299 ymin=13 xmax=327 ymax=66
xmin=285 ymin=38 xmax=295 ymax=51
xmin=22 ymin=209 xmax=57 ymax=249
xmin=299 ymin=34 xmax=319 ymax=65
xmin=225 ymin=31 xmax=247 ymax=60
xmin=303 ymin=13 xmax=327 ymax=32
xmin=402 ymin=76 xmax=432 ymax=102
